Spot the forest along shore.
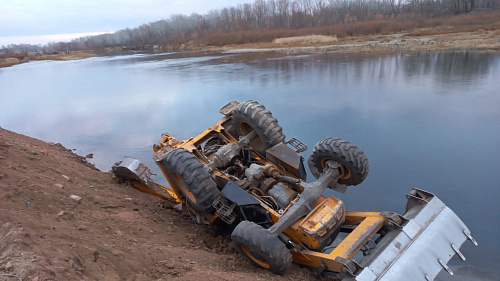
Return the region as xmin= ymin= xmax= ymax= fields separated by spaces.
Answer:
xmin=0 ymin=126 xmax=324 ymax=280
xmin=2 ymin=26 xmax=500 ymax=68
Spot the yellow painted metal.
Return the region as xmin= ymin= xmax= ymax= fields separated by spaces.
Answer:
xmin=345 ymin=211 xmax=384 ymax=225
xmin=242 ymin=245 xmax=271 ymax=269
xmin=330 ymin=215 xmax=385 ymax=259
xmin=163 ymin=170 xmax=184 ymax=201
xmin=155 ymin=183 xmax=183 ymax=203
xmin=177 ymin=117 xmax=233 ymax=150
xmin=299 ymin=196 xmax=344 ymax=236
xmin=282 ymin=219 xmax=308 ymax=246
xmin=269 ymin=196 xmax=346 ymax=251
xmin=292 ymin=249 xmax=345 ymax=272
xmin=153 ymin=133 xmax=180 ymax=152
xmin=151 ymin=101 xmax=393 ymax=274
xmin=172 ymin=172 xmax=197 ymax=203
xmin=289 ymin=214 xmax=386 ymax=271
xmin=128 ymin=181 xmax=182 ymax=203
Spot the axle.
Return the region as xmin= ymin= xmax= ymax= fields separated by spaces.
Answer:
xmin=269 ymin=160 xmax=344 ymax=235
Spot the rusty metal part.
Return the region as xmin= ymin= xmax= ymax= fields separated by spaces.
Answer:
xmin=153 ymin=133 xmax=179 ymax=152
xmin=286 ymin=138 xmax=308 ymax=153
xmin=219 ymin=100 xmax=240 ymax=115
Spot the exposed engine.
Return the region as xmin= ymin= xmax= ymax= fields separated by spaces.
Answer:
xmin=202 ymin=136 xmax=298 ymax=213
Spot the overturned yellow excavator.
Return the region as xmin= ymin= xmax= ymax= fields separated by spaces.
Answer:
xmin=113 ymin=100 xmax=476 ymax=280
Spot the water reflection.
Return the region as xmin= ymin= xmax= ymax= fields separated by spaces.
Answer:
xmin=0 ymin=51 xmax=499 ymax=279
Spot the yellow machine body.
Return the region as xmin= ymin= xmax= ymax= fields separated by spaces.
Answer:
xmin=112 ymin=100 xmax=475 ymax=280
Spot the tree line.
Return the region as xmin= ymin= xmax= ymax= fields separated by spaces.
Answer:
xmin=2 ymin=0 xmax=498 ymax=53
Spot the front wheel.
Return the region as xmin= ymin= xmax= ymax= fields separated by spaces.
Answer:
xmin=163 ymin=148 xmax=220 ymax=216
xmin=232 ymin=100 xmax=285 ymax=156
xmin=308 ymin=137 xmax=369 ymax=186
xmin=231 ymin=221 xmax=292 ymax=275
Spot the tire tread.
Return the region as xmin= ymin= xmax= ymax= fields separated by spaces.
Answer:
xmin=232 ymin=221 xmax=292 ymax=275
xmin=308 ymin=137 xmax=369 ymax=186
xmin=232 ymin=101 xmax=285 ymax=155
xmin=163 ymin=148 xmax=219 ymax=214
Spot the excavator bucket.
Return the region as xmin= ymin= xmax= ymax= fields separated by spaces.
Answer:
xmin=346 ymin=188 xmax=477 ymax=281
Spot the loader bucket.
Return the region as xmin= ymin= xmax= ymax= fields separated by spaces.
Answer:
xmin=346 ymin=188 xmax=477 ymax=281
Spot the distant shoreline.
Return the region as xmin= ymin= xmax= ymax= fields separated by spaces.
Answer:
xmin=219 ymin=27 xmax=500 ymax=55
xmin=1 ymin=28 xmax=499 ymax=68
xmin=0 ymin=51 xmax=95 ymax=68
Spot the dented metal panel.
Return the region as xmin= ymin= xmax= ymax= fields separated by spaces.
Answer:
xmin=348 ymin=188 xmax=476 ymax=281
xmin=266 ymin=143 xmax=303 ymax=178
xmin=112 ymin=157 xmax=152 ymax=185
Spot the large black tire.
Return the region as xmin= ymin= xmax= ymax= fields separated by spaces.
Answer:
xmin=163 ymin=148 xmax=220 ymax=215
xmin=232 ymin=100 xmax=285 ymax=155
xmin=308 ymin=137 xmax=369 ymax=186
xmin=231 ymin=221 xmax=292 ymax=275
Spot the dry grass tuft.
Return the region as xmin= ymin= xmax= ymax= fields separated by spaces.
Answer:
xmin=0 ymin=58 xmax=20 ymax=67
xmin=33 ymin=52 xmax=95 ymax=61
xmin=273 ymin=35 xmax=338 ymax=44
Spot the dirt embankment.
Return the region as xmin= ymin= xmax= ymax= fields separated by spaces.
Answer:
xmin=222 ymin=27 xmax=500 ymax=54
xmin=0 ymin=126 xmax=325 ymax=281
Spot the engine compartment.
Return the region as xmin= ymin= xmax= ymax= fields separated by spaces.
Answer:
xmin=202 ymin=135 xmax=301 ymax=214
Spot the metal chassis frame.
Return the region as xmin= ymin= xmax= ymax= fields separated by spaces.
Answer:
xmin=150 ymin=112 xmax=392 ymax=275
xmin=119 ymin=101 xmax=476 ymax=280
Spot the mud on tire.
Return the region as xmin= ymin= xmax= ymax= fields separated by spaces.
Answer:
xmin=163 ymin=148 xmax=220 ymax=215
xmin=308 ymin=137 xmax=369 ymax=186
xmin=231 ymin=220 xmax=292 ymax=275
xmin=232 ymin=100 xmax=285 ymax=155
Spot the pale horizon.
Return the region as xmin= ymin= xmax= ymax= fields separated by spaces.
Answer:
xmin=1 ymin=0 xmax=250 ymax=47
xmin=0 ymin=32 xmax=113 ymax=46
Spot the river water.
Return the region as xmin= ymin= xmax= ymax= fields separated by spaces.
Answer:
xmin=1 ymin=51 xmax=499 ymax=279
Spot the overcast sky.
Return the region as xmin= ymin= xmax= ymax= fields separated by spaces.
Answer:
xmin=0 ymin=0 xmax=250 ymax=46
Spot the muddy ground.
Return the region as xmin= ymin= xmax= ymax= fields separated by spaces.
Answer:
xmin=0 ymin=126 xmax=326 ymax=281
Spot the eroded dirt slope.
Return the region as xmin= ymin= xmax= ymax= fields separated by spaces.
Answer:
xmin=0 ymin=127 xmax=321 ymax=281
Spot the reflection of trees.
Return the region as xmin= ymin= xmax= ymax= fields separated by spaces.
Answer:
xmin=143 ymin=51 xmax=498 ymax=94
xmin=223 ymin=52 xmax=498 ymax=90
xmin=224 ymin=53 xmax=399 ymax=87
xmin=403 ymin=52 xmax=498 ymax=87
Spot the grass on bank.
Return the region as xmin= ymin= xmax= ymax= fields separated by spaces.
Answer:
xmin=205 ymin=10 xmax=500 ymax=46
xmin=273 ymin=35 xmax=338 ymax=44
xmin=0 ymin=52 xmax=95 ymax=68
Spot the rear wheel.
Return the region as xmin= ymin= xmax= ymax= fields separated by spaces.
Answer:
xmin=163 ymin=148 xmax=219 ymax=216
xmin=231 ymin=221 xmax=292 ymax=275
xmin=308 ymin=137 xmax=369 ymax=186
xmin=232 ymin=100 xmax=285 ymax=155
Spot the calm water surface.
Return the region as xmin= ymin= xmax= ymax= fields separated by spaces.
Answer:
xmin=1 ymin=51 xmax=499 ymax=279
